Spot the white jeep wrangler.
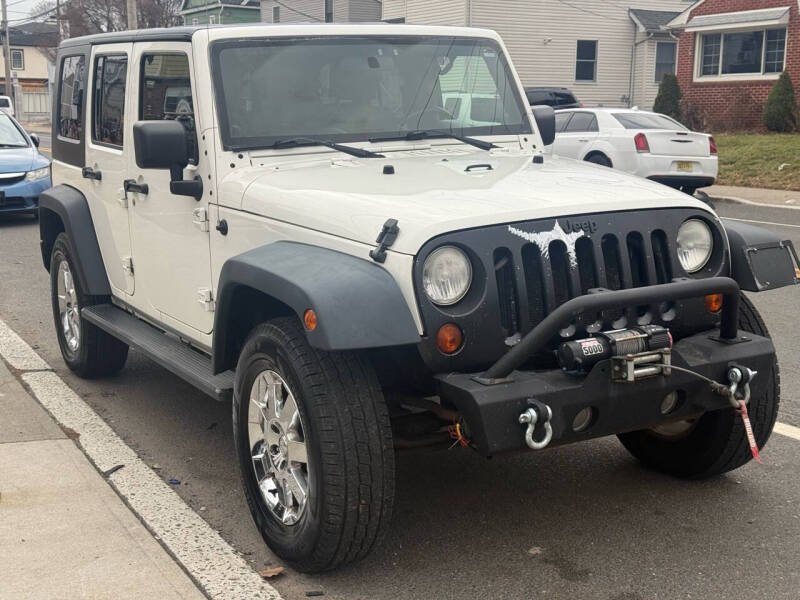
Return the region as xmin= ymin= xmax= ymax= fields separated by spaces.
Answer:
xmin=40 ymin=24 xmax=799 ymax=572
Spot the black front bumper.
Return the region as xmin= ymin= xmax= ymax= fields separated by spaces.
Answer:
xmin=435 ymin=277 xmax=775 ymax=456
xmin=648 ymin=175 xmax=715 ymax=190
xmin=437 ymin=330 xmax=775 ymax=456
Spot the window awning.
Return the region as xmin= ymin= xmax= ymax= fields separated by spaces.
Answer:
xmin=685 ymin=7 xmax=791 ymax=32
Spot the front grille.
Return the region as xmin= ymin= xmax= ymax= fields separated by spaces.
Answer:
xmin=0 ymin=175 xmax=25 ymax=186
xmin=414 ymin=209 xmax=726 ymax=373
xmin=498 ymin=229 xmax=676 ymax=340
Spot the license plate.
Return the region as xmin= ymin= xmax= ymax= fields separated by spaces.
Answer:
xmin=676 ymin=161 xmax=693 ymax=172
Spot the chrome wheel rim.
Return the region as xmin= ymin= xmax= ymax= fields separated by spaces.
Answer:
xmin=248 ymin=369 xmax=310 ymax=526
xmin=56 ymin=259 xmax=80 ymax=353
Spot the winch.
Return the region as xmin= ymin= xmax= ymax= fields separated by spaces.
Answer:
xmin=557 ymin=325 xmax=673 ymax=378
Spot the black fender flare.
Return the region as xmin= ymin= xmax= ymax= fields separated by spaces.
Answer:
xmin=212 ymin=241 xmax=420 ymax=373
xmin=38 ymin=185 xmax=111 ymax=296
xmin=724 ymin=219 xmax=800 ymax=292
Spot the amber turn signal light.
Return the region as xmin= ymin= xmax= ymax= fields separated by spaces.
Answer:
xmin=705 ymin=294 xmax=723 ymax=313
xmin=436 ymin=323 xmax=463 ymax=354
xmin=304 ymin=309 xmax=318 ymax=331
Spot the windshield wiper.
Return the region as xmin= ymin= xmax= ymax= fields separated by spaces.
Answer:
xmin=369 ymin=130 xmax=499 ymax=151
xmin=269 ymin=137 xmax=384 ymax=159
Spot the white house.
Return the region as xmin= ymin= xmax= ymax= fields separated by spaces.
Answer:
xmin=260 ymin=0 xmax=380 ymax=23
xmin=381 ymin=0 xmax=698 ymax=109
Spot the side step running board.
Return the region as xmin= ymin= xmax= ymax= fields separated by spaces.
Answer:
xmin=82 ymin=304 xmax=234 ymax=402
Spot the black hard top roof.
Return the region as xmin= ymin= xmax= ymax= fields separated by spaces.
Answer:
xmin=59 ymin=26 xmax=202 ymax=49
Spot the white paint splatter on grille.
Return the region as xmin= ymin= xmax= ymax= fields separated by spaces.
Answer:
xmin=507 ymin=222 xmax=586 ymax=267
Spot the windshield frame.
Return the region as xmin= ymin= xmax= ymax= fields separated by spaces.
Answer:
xmin=209 ymin=35 xmax=533 ymax=152
xmin=0 ymin=113 xmax=30 ymax=148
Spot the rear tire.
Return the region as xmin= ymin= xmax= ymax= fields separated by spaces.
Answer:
xmin=232 ymin=317 xmax=395 ymax=572
xmin=618 ymin=294 xmax=779 ymax=479
xmin=585 ymin=153 xmax=612 ymax=167
xmin=49 ymin=233 xmax=128 ymax=378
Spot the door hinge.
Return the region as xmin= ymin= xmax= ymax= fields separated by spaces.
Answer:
xmin=197 ymin=288 xmax=215 ymax=312
xmin=122 ymin=256 xmax=134 ymax=275
xmin=192 ymin=207 xmax=210 ymax=232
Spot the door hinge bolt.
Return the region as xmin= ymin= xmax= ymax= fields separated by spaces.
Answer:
xmin=122 ymin=256 xmax=134 ymax=275
xmin=192 ymin=207 xmax=210 ymax=232
xmin=197 ymin=288 xmax=215 ymax=312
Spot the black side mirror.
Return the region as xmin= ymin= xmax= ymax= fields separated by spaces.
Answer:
xmin=133 ymin=120 xmax=203 ymax=200
xmin=29 ymin=133 xmax=39 ymax=147
xmin=532 ymin=105 xmax=556 ymax=146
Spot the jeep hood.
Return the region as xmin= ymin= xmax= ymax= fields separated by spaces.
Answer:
xmin=237 ymin=150 xmax=715 ymax=255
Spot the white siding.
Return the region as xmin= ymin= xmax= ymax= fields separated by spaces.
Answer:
xmin=381 ymin=0 xmax=405 ymax=21
xmin=260 ymin=0 xmax=324 ymax=22
xmin=347 ymin=0 xmax=381 ymax=21
xmin=404 ymin=0 xmax=467 ymax=26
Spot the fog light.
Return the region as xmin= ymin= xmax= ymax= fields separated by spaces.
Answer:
xmin=303 ymin=309 xmax=318 ymax=331
xmin=705 ymin=294 xmax=723 ymax=313
xmin=572 ymin=407 xmax=594 ymax=432
xmin=436 ymin=323 xmax=463 ymax=354
xmin=660 ymin=391 xmax=679 ymax=415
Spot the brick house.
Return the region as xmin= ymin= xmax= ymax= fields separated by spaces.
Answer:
xmin=669 ymin=0 xmax=799 ymax=130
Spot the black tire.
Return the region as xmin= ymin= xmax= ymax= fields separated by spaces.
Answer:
xmin=50 ymin=233 xmax=128 ymax=377
xmin=585 ymin=153 xmax=612 ymax=167
xmin=232 ymin=317 xmax=394 ymax=572
xmin=618 ymin=294 xmax=779 ymax=479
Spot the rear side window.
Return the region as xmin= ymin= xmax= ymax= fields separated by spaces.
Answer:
xmin=613 ymin=113 xmax=686 ymax=130
xmin=553 ymin=92 xmax=578 ymax=107
xmin=526 ymin=90 xmax=553 ymax=105
xmin=140 ymin=53 xmax=197 ymax=161
xmin=0 ymin=98 xmax=9 ymax=107
xmin=93 ymin=54 xmax=128 ymax=147
xmin=564 ymin=112 xmax=598 ymax=132
xmin=58 ymin=55 xmax=86 ymax=141
xmin=555 ymin=112 xmax=572 ymax=132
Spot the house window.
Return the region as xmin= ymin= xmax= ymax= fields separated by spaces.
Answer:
xmin=10 ymin=49 xmax=23 ymax=71
xmin=575 ymin=41 xmax=597 ymax=81
xmin=209 ymin=15 xmax=216 ymax=24
xmin=191 ymin=18 xmax=199 ymax=25
xmin=699 ymin=28 xmax=786 ymax=77
xmin=325 ymin=0 xmax=333 ymax=22
xmin=273 ymin=6 xmax=280 ymax=22
xmin=654 ymin=42 xmax=676 ymax=83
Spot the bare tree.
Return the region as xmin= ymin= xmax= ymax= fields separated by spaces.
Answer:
xmin=30 ymin=0 xmax=182 ymax=38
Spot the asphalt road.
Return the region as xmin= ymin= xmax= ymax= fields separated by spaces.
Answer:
xmin=0 ymin=200 xmax=799 ymax=600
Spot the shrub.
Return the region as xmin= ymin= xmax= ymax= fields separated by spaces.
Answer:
xmin=679 ymin=100 xmax=709 ymax=132
xmin=763 ymin=72 xmax=797 ymax=132
xmin=653 ymin=73 xmax=682 ymax=121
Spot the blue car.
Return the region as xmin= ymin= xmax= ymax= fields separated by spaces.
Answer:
xmin=0 ymin=113 xmax=51 ymax=217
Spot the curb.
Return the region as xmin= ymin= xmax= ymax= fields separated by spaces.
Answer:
xmin=709 ymin=193 xmax=800 ymax=212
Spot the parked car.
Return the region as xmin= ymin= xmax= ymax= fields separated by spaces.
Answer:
xmin=40 ymin=24 xmax=797 ymax=573
xmin=525 ymin=86 xmax=581 ymax=109
xmin=0 ymin=112 xmax=51 ymax=217
xmin=0 ymin=95 xmax=15 ymax=116
xmin=551 ymin=108 xmax=718 ymax=195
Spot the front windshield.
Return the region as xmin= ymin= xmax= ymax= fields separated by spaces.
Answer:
xmin=211 ymin=36 xmax=532 ymax=150
xmin=0 ymin=115 xmax=28 ymax=147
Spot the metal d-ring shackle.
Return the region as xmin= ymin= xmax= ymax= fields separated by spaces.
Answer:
xmin=519 ymin=403 xmax=553 ymax=450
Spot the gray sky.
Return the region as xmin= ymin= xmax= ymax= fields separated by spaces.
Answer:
xmin=6 ymin=0 xmax=47 ymax=25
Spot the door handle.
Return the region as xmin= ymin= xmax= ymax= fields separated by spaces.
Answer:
xmin=82 ymin=167 xmax=102 ymax=181
xmin=578 ymin=139 xmax=589 ymax=143
xmin=123 ymin=179 xmax=149 ymax=196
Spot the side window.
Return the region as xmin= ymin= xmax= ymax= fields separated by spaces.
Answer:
xmin=564 ymin=112 xmax=597 ymax=133
xmin=92 ymin=54 xmax=128 ymax=147
xmin=140 ymin=53 xmax=197 ymax=162
xmin=555 ymin=112 xmax=572 ymax=133
xmin=58 ymin=55 xmax=86 ymax=141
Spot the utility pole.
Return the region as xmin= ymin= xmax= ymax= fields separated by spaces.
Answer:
xmin=126 ymin=0 xmax=138 ymax=30
xmin=1 ymin=0 xmax=12 ymax=107
xmin=56 ymin=0 xmax=61 ymax=42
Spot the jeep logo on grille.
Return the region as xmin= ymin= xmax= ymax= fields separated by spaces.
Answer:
xmin=562 ymin=219 xmax=597 ymax=235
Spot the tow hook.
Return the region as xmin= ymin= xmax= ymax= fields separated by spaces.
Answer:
xmin=519 ymin=401 xmax=553 ymax=450
xmin=723 ymin=363 xmax=757 ymax=408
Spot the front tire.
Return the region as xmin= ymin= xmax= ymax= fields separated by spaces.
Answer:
xmin=49 ymin=233 xmax=128 ymax=378
xmin=233 ymin=317 xmax=395 ymax=572
xmin=585 ymin=153 xmax=612 ymax=167
xmin=618 ymin=294 xmax=779 ymax=478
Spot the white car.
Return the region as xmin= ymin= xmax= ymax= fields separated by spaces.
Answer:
xmin=0 ymin=95 xmax=14 ymax=117
xmin=551 ymin=108 xmax=718 ymax=195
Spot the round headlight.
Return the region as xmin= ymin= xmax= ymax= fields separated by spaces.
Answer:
xmin=677 ymin=219 xmax=713 ymax=273
xmin=422 ymin=246 xmax=472 ymax=306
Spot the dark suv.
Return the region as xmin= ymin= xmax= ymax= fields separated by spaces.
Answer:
xmin=525 ymin=86 xmax=582 ymax=109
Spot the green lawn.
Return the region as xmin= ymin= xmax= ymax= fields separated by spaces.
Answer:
xmin=714 ymin=133 xmax=800 ymax=191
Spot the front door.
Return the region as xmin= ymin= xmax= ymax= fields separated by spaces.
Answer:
xmin=84 ymin=43 xmax=134 ymax=295
xmin=128 ymin=42 xmax=214 ymax=334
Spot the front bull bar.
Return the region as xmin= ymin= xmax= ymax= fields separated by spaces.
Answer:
xmin=478 ymin=277 xmax=741 ymax=383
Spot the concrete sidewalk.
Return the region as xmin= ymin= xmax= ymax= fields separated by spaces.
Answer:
xmin=705 ymin=184 xmax=800 ymax=208
xmin=0 ymin=360 xmax=206 ymax=600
